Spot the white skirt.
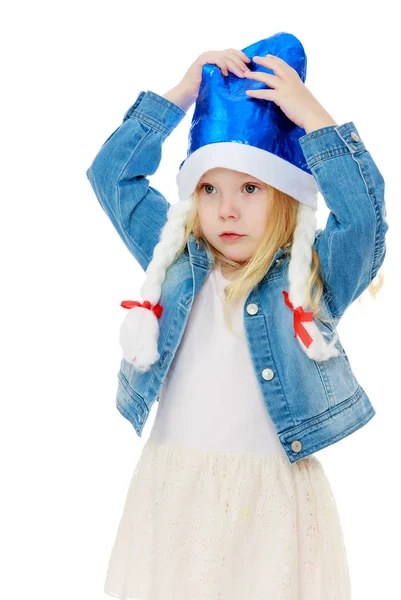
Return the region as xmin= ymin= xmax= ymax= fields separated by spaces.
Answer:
xmin=104 ymin=437 xmax=351 ymax=600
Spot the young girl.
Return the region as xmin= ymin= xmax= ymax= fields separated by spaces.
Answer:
xmin=86 ymin=32 xmax=388 ymax=600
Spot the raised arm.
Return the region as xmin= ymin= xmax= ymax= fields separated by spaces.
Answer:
xmin=299 ymin=122 xmax=389 ymax=319
xmin=85 ymin=90 xmax=187 ymax=272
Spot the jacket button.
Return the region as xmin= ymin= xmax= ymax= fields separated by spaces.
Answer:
xmin=262 ymin=368 xmax=274 ymax=380
xmin=291 ymin=440 xmax=302 ymax=452
xmin=137 ymin=413 xmax=142 ymax=423
xmin=246 ymin=303 xmax=259 ymax=315
xmin=350 ymin=131 xmax=360 ymax=142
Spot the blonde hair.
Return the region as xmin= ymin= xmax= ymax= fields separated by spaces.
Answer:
xmin=174 ymin=185 xmax=384 ymax=335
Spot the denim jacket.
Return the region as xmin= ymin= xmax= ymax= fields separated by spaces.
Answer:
xmin=86 ymin=90 xmax=388 ymax=463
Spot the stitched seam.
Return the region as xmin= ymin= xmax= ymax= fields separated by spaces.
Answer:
xmin=140 ymin=91 xmax=186 ymax=117
xmin=133 ymin=112 xmax=172 ymax=137
xmin=334 ymin=129 xmax=378 ymax=282
xmin=115 ymin=128 xmax=155 ymax=268
xmin=118 ymin=371 xmax=147 ymax=416
xmin=281 ymin=384 xmax=364 ymax=439
xmin=255 ymin=285 xmax=295 ymax=427
xmin=291 ymin=410 xmax=375 ymax=460
xmin=116 ymin=401 xmax=141 ymax=435
xmin=306 ymin=145 xmax=366 ymax=169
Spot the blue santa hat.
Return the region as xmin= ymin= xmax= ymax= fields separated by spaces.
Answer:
xmin=119 ymin=32 xmax=341 ymax=372
xmin=177 ymin=32 xmax=318 ymax=209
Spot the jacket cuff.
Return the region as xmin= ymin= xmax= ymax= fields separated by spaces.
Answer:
xmin=123 ymin=90 xmax=187 ymax=137
xmin=298 ymin=122 xmax=366 ymax=168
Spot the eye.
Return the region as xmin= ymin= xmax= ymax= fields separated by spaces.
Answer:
xmin=199 ymin=183 xmax=261 ymax=194
xmin=200 ymin=184 xmax=216 ymax=194
xmin=244 ymin=184 xmax=260 ymax=194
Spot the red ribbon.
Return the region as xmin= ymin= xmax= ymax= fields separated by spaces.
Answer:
xmin=120 ymin=299 xmax=163 ymax=319
xmin=282 ymin=290 xmax=314 ymax=349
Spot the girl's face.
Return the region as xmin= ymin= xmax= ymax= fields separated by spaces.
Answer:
xmin=196 ymin=167 xmax=270 ymax=263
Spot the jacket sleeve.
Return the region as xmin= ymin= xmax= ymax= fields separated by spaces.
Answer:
xmin=85 ymin=90 xmax=187 ymax=272
xmin=298 ymin=122 xmax=389 ymax=320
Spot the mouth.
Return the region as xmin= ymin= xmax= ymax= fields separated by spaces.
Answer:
xmin=220 ymin=233 xmax=246 ymax=242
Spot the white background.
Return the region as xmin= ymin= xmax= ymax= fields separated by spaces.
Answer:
xmin=1 ymin=1 xmax=400 ymax=598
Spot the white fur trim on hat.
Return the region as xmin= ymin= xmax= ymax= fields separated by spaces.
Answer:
xmin=176 ymin=142 xmax=319 ymax=210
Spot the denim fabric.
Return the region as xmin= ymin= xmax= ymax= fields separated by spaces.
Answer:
xmin=86 ymin=90 xmax=388 ymax=463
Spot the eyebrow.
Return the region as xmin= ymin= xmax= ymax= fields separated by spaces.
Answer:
xmin=197 ymin=178 xmax=264 ymax=186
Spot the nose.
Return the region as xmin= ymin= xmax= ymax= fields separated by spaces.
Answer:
xmin=218 ymin=195 xmax=240 ymax=219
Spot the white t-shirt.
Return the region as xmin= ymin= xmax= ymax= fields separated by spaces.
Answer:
xmin=149 ymin=263 xmax=288 ymax=458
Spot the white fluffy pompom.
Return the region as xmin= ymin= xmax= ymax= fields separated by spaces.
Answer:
xmin=119 ymin=306 xmax=161 ymax=373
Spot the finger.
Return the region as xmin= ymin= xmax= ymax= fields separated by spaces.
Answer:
xmin=215 ymin=60 xmax=229 ymax=76
xmin=243 ymin=70 xmax=278 ymax=88
xmin=217 ymin=58 xmax=243 ymax=77
xmin=253 ymin=55 xmax=286 ymax=79
xmin=230 ymin=49 xmax=251 ymax=64
xmin=245 ymin=89 xmax=276 ymax=100
xmin=225 ymin=56 xmax=250 ymax=77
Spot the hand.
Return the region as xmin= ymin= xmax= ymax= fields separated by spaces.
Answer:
xmin=244 ymin=54 xmax=336 ymax=131
xmin=178 ymin=48 xmax=252 ymax=98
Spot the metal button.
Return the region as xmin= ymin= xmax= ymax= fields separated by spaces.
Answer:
xmin=137 ymin=414 xmax=142 ymax=423
xmin=246 ymin=303 xmax=259 ymax=315
xmin=262 ymin=368 xmax=274 ymax=380
xmin=291 ymin=440 xmax=302 ymax=453
xmin=350 ymin=131 xmax=360 ymax=142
